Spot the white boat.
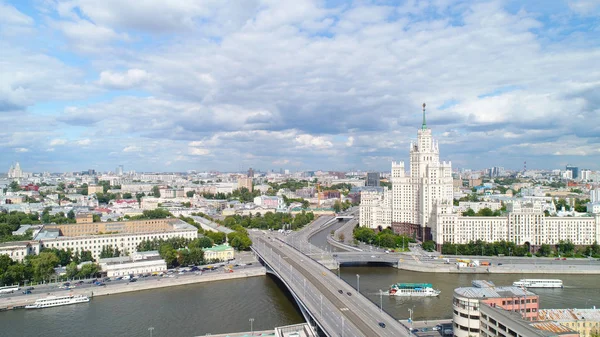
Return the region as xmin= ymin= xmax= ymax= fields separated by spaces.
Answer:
xmin=25 ymin=295 xmax=90 ymax=309
xmin=512 ymin=279 xmax=563 ymax=288
xmin=388 ymin=283 xmax=441 ymax=297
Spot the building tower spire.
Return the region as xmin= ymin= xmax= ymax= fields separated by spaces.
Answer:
xmin=421 ymin=102 xmax=427 ymax=130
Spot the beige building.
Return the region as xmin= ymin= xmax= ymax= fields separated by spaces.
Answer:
xmin=360 ymin=104 xmax=453 ymax=240
xmin=76 ymin=213 xmax=94 ymax=224
xmin=238 ymin=176 xmax=253 ymax=192
xmin=538 ymin=308 xmax=600 ymax=337
xmin=38 ymin=219 xmax=198 ymax=260
xmin=87 ymin=185 xmax=104 ymax=194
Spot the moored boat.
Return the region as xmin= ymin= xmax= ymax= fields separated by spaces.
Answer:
xmin=512 ymin=279 xmax=563 ymax=288
xmin=388 ymin=283 xmax=440 ymax=297
xmin=25 ymin=295 xmax=90 ymax=309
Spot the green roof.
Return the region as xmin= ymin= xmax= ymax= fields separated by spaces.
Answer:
xmin=203 ymin=244 xmax=233 ymax=252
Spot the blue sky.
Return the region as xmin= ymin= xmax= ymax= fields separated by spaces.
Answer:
xmin=1 ymin=0 xmax=600 ymax=173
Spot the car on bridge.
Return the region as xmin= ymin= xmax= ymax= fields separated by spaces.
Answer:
xmin=378 ymin=322 xmax=386 ymax=328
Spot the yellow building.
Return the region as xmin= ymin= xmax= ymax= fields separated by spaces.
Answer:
xmin=539 ymin=309 xmax=600 ymax=337
xmin=87 ymin=185 xmax=104 ymax=194
xmin=203 ymin=244 xmax=234 ymax=262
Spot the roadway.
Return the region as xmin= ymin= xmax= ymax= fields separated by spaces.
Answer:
xmin=252 ymin=232 xmax=409 ymax=337
xmin=1 ymin=257 xmax=259 ymax=300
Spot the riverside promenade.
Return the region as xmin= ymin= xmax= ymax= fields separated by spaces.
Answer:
xmin=0 ymin=266 xmax=266 ymax=310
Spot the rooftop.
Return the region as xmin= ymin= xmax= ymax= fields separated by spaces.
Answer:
xmin=203 ymin=244 xmax=233 ymax=252
xmin=455 ymin=280 xmax=536 ymax=299
xmin=538 ymin=308 xmax=600 ymax=321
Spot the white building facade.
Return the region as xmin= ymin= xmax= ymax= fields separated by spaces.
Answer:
xmin=360 ymin=104 xmax=453 ymax=240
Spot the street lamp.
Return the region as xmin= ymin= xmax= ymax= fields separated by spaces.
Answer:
xmin=408 ymin=308 xmax=414 ymax=331
xmin=148 ymin=327 xmax=154 ymax=337
xmin=356 ymin=274 xmax=360 ymax=293
xmin=249 ymin=318 xmax=255 ymax=336
xmin=379 ymin=289 xmax=383 ymax=313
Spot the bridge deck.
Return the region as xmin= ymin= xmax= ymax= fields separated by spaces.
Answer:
xmin=252 ymin=233 xmax=408 ymax=337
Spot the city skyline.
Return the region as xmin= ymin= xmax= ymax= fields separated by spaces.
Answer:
xmin=2 ymin=1 xmax=600 ymax=172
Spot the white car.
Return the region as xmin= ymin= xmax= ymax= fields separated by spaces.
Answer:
xmin=122 ymin=275 xmax=131 ymax=280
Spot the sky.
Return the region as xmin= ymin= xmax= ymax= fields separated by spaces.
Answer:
xmin=1 ymin=0 xmax=600 ymax=173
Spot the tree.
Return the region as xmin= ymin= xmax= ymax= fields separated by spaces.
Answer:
xmin=152 ymin=186 xmax=161 ymax=198
xmin=122 ymin=192 xmax=133 ymax=199
xmin=92 ymin=214 xmax=101 ymax=222
xmin=205 ymin=231 xmax=226 ymax=245
xmin=333 ymin=200 xmax=342 ymax=213
xmin=191 ymin=237 xmax=213 ymax=249
xmin=79 ymin=250 xmax=94 ymax=263
xmin=9 ymin=181 xmax=21 ymax=191
xmin=29 ymin=252 xmax=60 ymax=282
xmin=422 ymin=240 xmax=436 ymax=252
xmin=186 ymin=191 xmax=195 ymax=198
xmin=462 ymin=208 xmax=476 ymax=216
xmin=67 ymin=210 xmax=75 ymax=220
xmin=536 ymin=244 xmax=551 ymax=257
xmin=338 ymin=233 xmax=345 ymax=242
xmin=79 ymin=263 xmax=99 ymax=279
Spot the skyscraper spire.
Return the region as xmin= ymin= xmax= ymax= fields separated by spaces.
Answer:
xmin=421 ymin=103 xmax=427 ymax=130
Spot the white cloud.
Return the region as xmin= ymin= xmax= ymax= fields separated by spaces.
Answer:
xmin=272 ymin=159 xmax=290 ymax=165
xmin=50 ymin=139 xmax=68 ymax=146
xmin=122 ymin=145 xmax=142 ymax=152
xmin=98 ymin=69 xmax=149 ymax=89
xmin=189 ymin=147 xmax=211 ymax=156
xmin=295 ymin=134 xmax=333 ymax=149
xmin=0 ymin=2 xmax=33 ymax=26
xmin=568 ymin=0 xmax=600 ymax=15
xmin=76 ymin=139 xmax=91 ymax=146
xmin=14 ymin=147 xmax=29 ymax=153
xmin=345 ymin=136 xmax=354 ymax=147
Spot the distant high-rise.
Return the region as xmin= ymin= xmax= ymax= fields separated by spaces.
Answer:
xmin=116 ymin=165 xmax=124 ymax=176
xmin=8 ymin=162 xmax=23 ymax=178
xmin=366 ymin=172 xmax=380 ymax=186
xmin=247 ymin=168 xmax=254 ymax=178
xmin=566 ymin=165 xmax=579 ymax=179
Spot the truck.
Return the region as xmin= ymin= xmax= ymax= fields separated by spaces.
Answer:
xmin=481 ymin=261 xmax=491 ymax=266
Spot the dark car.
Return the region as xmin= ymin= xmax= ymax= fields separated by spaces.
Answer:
xmin=498 ymin=263 xmax=503 ymax=265
xmin=338 ymin=289 xmax=343 ymax=294
xmin=26 ymin=286 xmax=34 ymax=290
xmin=22 ymin=290 xmax=32 ymax=294
xmin=76 ymin=280 xmax=84 ymax=284
xmin=378 ymin=322 xmax=386 ymax=328
xmin=347 ymin=292 xmax=352 ymax=296
xmin=129 ymin=278 xmax=137 ymax=283
xmin=247 ymin=263 xmax=252 ymax=265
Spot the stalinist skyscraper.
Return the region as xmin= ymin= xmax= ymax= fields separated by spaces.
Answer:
xmin=360 ymin=104 xmax=453 ymax=240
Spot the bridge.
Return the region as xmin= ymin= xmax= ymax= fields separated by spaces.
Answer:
xmin=251 ymin=232 xmax=410 ymax=337
xmin=332 ymin=252 xmax=410 ymax=266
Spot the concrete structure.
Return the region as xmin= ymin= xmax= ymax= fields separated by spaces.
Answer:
xmin=366 ymin=172 xmax=380 ymax=187
xmin=538 ymin=308 xmax=600 ymax=336
xmin=360 ymin=104 xmax=453 ymax=241
xmin=87 ymin=185 xmax=104 ymax=194
xmin=433 ymin=200 xmax=600 ymax=248
xmin=203 ymin=244 xmax=234 ymax=262
xmin=457 ymin=201 xmax=502 ymax=213
xmin=453 ymin=280 xmax=539 ymax=337
xmin=75 ymin=213 xmax=93 ymax=224
xmin=238 ymin=176 xmax=253 ymax=192
xmin=7 ymin=162 xmax=23 ymax=179
xmin=99 ymin=251 xmax=167 ymax=277
xmin=253 ymin=195 xmax=284 ymax=209
xmin=0 ymin=242 xmax=37 ymax=262
xmin=35 ymin=219 xmax=198 ymax=260
xmin=480 ymin=304 xmax=579 ymax=337
xmin=566 ymin=165 xmax=579 ymax=180
xmin=251 ymin=232 xmax=410 ymax=337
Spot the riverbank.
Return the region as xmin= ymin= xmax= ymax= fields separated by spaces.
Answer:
xmin=398 ymin=261 xmax=600 ymax=274
xmin=0 ymin=267 xmax=266 ymax=310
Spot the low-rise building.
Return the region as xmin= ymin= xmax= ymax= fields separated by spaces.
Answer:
xmin=453 ymin=280 xmax=539 ymax=337
xmin=538 ymin=308 xmax=600 ymax=336
xmin=99 ymin=250 xmax=167 ymax=277
xmin=480 ymin=303 xmax=579 ymax=337
xmin=203 ymin=244 xmax=234 ymax=262
xmin=0 ymin=241 xmax=37 ymax=262
xmin=36 ymin=219 xmax=198 ymax=260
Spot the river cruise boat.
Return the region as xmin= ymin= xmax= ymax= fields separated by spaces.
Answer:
xmin=388 ymin=283 xmax=441 ymax=297
xmin=512 ymin=279 xmax=563 ymax=288
xmin=25 ymin=295 xmax=90 ymax=309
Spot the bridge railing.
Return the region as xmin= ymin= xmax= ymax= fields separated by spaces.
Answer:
xmin=254 ymin=240 xmax=363 ymax=337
